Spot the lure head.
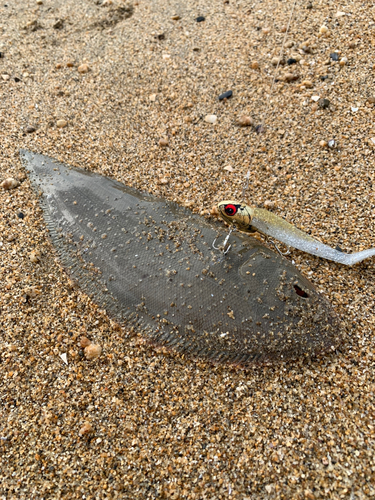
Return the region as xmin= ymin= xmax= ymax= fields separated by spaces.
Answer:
xmin=217 ymin=200 xmax=255 ymax=233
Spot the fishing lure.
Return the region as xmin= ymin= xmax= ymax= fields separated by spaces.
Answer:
xmin=21 ymin=150 xmax=341 ymax=366
xmin=217 ymin=200 xmax=375 ymax=266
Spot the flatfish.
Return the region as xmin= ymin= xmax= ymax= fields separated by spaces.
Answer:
xmin=21 ymin=150 xmax=342 ymax=365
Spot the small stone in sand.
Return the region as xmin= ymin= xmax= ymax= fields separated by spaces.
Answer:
xmin=196 ymin=16 xmax=205 ymax=22
xmin=330 ymin=53 xmax=339 ymax=61
xmin=26 ymin=126 xmax=36 ymax=133
xmin=84 ymin=344 xmax=102 ymax=360
xmin=1 ymin=178 xmax=19 ymax=190
xmin=78 ymin=64 xmax=89 ymax=74
xmin=79 ymin=422 xmax=94 ymax=436
xmin=80 ymin=336 xmax=92 ymax=348
xmin=237 ymin=115 xmax=254 ymax=127
xmin=218 ymin=90 xmax=232 ymax=100
xmin=56 ymin=119 xmax=68 ymax=128
xmin=319 ymin=98 xmax=330 ymax=109
xmin=204 ymin=115 xmax=217 ymax=124
xmin=159 ymin=138 xmax=169 ymax=147
xmin=29 ymin=251 xmax=40 ymax=263
xmin=287 ymin=58 xmax=297 ymax=65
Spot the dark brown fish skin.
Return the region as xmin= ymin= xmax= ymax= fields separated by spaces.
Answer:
xmin=20 ymin=150 xmax=342 ymax=366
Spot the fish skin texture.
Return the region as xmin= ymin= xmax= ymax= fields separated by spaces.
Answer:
xmin=21 ymin=150 xmax=342 ymax=366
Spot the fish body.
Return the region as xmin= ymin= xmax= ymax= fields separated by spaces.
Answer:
xmin=218 ymin=200 xmax=375 ymax=266
xmin=21 ymin=150 xmax=341 ymax=365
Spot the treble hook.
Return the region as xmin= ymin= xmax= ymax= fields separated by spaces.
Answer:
xmin=212 ymin=226 xmax=236 ymax=255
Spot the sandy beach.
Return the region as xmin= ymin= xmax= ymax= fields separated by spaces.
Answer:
xmin=1 ymin=0 xmax=375 ymax=498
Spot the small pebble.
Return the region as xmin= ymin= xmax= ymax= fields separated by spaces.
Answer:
xmin=318 ymin=98 xmax=330 ymax=109
xmin=218 ymin=90 xmax=232 ymax=100
xmin=264 ymin=200 xmax=275 ymax=209
xmin=2 ymin=74 xmax=10 ymax=81
xmin=17 ymin=212 xmax=25 ymax=219
xmin=77 ymin=63 xmax=89 ymax=74
xmin=84 ymin=344 xmax=102 ymax=360
xmin=328 ymin=139 xmax=335 ymax=148
xmin=339 ymin=57 xmax=347 ymax=66
xmin=66 ymin=61 xmax=75 ymax=68
xmin=287 ymin=58 xmax=297 ymax=65
xmin=302 ymin=80 xmax=313 ymax=88
xmin=284 ymin=73 xmax=299 ymax=82
xmin=319 ymin=140 xmax=328 ymax=147
xmin=204 ymin=114 xmax=217 ymax=124
xmin=29 ymin=251 xmax=40 ymax=263
xmin=80 ymin=336 xmax=92 ymax=348
xmin=271 ymin=57 xmax=283 ymax=66
xmin=311 ymin=96 xmax=320 ymax=102
xmin=171 ymin=15 xmax=181 ymax=20
xmin=159 ymin=138 xmax=169 ymax=147
xmin=56 ymin=119 xmax=68 ymax=128
xmin=53 ymin=19 xmax=64 ymax=30
xmin=1 ymin=178 xmax=19 ymax=190
xmin=368 ymin=97 xmax=375 ymax=104
xmin=224 ymin=166 xmax=234 ymax=172
xmin=330 ymin=53 xmax=339 ymax=61
xmin=250 ymin=61 xmax=259 ymax=69
xmin=196 ymin=16 xmax=205 ymax=22
xmin=319 ymin=25 xmax=329 ymax=35
xmin=26 ymin=126 xmax=36 ymax=134
xmin=79 ymin=422 xmax=94 ymax=436
xmin=237 ymin=115 xmax=254 ymax=127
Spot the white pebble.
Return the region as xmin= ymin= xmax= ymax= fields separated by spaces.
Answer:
xmin=204 ymin=114 xmax=217 ymax=124
xmin=311 ymin=96 xmax=320 ymax=102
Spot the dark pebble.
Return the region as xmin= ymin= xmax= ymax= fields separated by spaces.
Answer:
xmin=320 ymin=75 xmax=328 ymax=81
xmin=330 ymin=52 xmax=339 ymax=61
xmin=26 ymin=126 xmax=36 ymax=133
xmin=218 ymin=90 xmax=233 ymax=100
xmin=156 ymin=33 xmax=165 ymax=40
xmin=335 ymin=245 xmax=343 ymax=252
xmin=14 ymin=77 xmax=20 ymax=82
xmin=53 ymin=19 xmax=64 ymax=30
xmin=306 ymin=2 xmax=313 ymax=9
xmin=287 ymin=58 xmax=297 ymax=65
xmin=196 ymin=16 xmax=205 ymax=22
xmin=0 ymin=52 xmax=3 ymax=58
xmin=318 ymin=98 xmax=330 ymax=109
xmin=17 ymin=212 xmax=25 ymax=219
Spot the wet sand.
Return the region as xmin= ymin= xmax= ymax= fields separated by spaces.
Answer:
xmin=1 ymin=0 xmax=375 ymax=498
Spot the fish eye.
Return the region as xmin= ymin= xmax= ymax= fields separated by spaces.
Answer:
xmin=224 ymin=204 xmax=237 ymax=216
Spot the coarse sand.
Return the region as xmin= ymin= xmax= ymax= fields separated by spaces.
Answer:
xmin=0 ymin=0 xmax=374 ymax=498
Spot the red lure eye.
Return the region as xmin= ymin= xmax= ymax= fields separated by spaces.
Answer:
xmin=224 ymin=204 xmax=237 ymax=216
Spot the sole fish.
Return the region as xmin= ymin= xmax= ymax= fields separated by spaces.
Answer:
xmin=21 ymin=150 xmax=342 ymax=366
